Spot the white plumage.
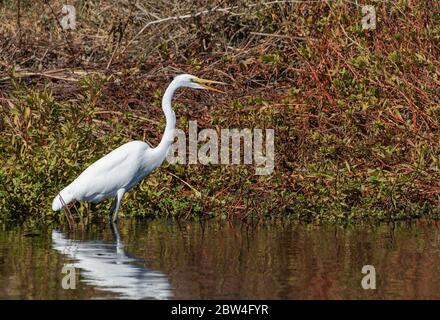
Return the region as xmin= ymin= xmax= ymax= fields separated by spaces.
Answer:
xmin=52 ymin=74 xmax=224 ymax=222
xmin=52 ymin=141 xmax=160 ymax=209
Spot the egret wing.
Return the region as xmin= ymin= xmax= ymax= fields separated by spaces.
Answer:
xmin=71 ymin=141 xmax=149 ymax=201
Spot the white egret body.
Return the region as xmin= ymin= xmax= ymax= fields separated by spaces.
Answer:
xmin=52 ymin=74 xmax=224 ymax=222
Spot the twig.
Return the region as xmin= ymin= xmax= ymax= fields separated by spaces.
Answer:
xmin=16 ymin=0 xmax=22 ymax=46
xmin=106 ymin=42 xmax=120 ymax=70
xmin=60 ymin=195 xmax=75 ymax=229
xmin=94 ymin=109 xmax=159 ymax=125
xmin=250 ymin=31 xmax=306 ymax=41
xmin=0 ymin=69 xmax=96 ymax=82
xmin=121 ymin=1 xmax=320 ymax=56
xmin=165 ymin=170 xmax=201 ymax=197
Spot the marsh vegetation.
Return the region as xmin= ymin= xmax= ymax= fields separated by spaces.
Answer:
xmin=0 ymin=0 xmax=439 ymax=224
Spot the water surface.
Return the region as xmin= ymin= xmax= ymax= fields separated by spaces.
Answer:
xmin=1 ymin=219 xmax=440 ymax=299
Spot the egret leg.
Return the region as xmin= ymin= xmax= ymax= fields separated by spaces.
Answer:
xmin=109 ymin=198 xmax=117 ymax=215
xmin=110 ymin=189 xmax=125 ymax=223
xmin=109 ymin=221 xmax=121 ymax=243
xmin=109 ymin=197 xmax=118 ymax=222
xmin=109 ymin=221 xmax=124 ymax=257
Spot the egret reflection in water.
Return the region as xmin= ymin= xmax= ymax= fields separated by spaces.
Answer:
xmin=51 ymin=224 xmax=173 ymax=299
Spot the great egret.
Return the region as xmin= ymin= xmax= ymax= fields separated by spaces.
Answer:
xmin=52 ymin=74 xmax=224 ymax=222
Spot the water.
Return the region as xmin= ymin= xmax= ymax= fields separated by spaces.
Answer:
xmin=1 ymin=219 xmax=440 ymax=299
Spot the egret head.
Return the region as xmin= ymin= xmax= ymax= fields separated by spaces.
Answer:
xmin=173 ymin=74 xmax=225 ymax=93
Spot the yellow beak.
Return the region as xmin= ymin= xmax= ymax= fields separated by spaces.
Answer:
xmin=193 ymin=77 xmax=226 ymax=93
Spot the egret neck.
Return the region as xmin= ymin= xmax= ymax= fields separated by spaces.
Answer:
xmin=150 ymin=79 xmax=178 ymax=166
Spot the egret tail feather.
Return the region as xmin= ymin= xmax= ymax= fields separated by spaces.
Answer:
xmin=52 ymin=187 xmax=74 ymax=211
